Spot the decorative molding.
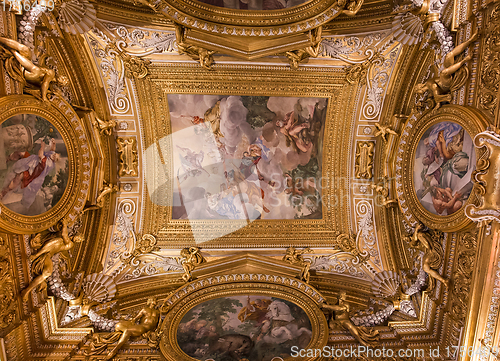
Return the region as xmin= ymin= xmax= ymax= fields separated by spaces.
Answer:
xmin=466 ymin=130 xmax=500 ymax=223
xmin=355 ymin=141 xmax=375 ymax=179
xmin=116 ymin=137 xmax=139 ymax=177
xmin=87 ymin=34 xmax=132 ymax=115
xmin=0 ymin=236 xmax=16 ymax=333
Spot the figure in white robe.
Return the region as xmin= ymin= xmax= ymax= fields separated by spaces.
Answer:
xmin=0 ymin=138 xmax=60 ymax=209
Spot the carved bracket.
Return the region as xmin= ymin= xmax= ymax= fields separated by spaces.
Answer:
xmin=355 ymin=141 xmax=375 ymax=179
xmin=116 ymin=137 xmax=139 ymax=177
xmin=465 ymin=130 xmax=500 ymax=223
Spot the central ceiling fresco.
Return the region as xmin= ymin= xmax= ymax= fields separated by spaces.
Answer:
xmin=1 ymin=0 xmax=499 ymax=359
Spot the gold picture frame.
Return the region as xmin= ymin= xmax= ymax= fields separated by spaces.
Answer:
xmin=136 ymin=65 xmax=355 ymax=248
xmin=162 ymin=0 xmax=339 ymax=29
xmin=395 ymin=105 xmax=488 ymax=231
xmin=159 ymin=272 xmax=329 ymax=361
xmin=0 ymin=95 xmax=91 ymax=233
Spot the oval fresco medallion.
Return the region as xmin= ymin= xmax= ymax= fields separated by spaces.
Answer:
xmin=196 ymin=0 xmax=310 ymax=10
xmin=177 ymin=295 xmax=312 ymax=361
xmin=0 ymin=113 xmax=68 ymax=216
xmin=413 ymin=121 xmax=475 ymax=216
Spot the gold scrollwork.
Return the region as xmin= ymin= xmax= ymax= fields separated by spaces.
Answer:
xmin=478 ymin=5 xmax=500 ymax=116
xmin=116 ymin=137 xmax=139 ymax=177
xmin=465 ymin=129 xmax=500 ymax=223
xmin=0 ymin=236 xmax=16 ymax=331
xmin=344 ymin=53 xmax=383 ymax=85
xmin=175 ymin=24 xmax=215 ymax=70
xmin=282 ymin=247 xmax=312 ymax=283
xmin=450 ymin=229 xmax=477 ymax=324
xmin=355 ymin=141 xmax=375 ymax=179
xmin=180 ymin=246 xmax=205 ymax=282
xmin=283 ymin=27 xmax=323 ymax=70
xmin=106 ymin=42 xmax=151 ymax=79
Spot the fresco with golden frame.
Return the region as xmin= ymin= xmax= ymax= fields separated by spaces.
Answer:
xmin=168 ymin=94 xmax=327 ymax=221
xmin=137 ymin=66 xmax=353 ymax=247
xmin=0 ymin=95 xmax=90 ymax=233
xmin=196 ymin=0 xmax=310 ymax=10
xmin=159 ymin=274 xmax=328 ymax=361
xmin=162 ymin=0 xmax=340 ymax=28
xmin=395 ymin=105 xmax=488 ymax=231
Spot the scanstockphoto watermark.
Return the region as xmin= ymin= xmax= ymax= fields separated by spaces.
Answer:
xmin=289 ymin=345 xmax=476 ymax=359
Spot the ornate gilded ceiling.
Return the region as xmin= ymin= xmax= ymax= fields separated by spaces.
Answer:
xmin=0 ymin=0 xmax=499 ymax=360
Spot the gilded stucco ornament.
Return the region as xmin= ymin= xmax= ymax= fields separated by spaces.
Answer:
xmin=106 ymin=41 xmax=151 ymax=79
xmin=174 ymin=24 xmax=215 ymax=70
xmin=133 ymin=0 xmax=164 ymax=12
xmin=92 ymin=115 xmax=117 ymax=136
xmin=58 ymin=0 xmax=97 ymax=35
xmin=283 ymin=27 xmax=323 ymax=70
xmin=83 ymin=182 xmax=118 ymax=210
xmin=0 ymin=237 xmax=16 ymax=332
xmin=180 ymin=246 xmax=205 ymax=282
xmin=465 ymin=129 xmax=500 ymax=223
xmin=478 ymin=5 xmax=500 ymax=116
xmin=21 ymin=218 xmax=84 ymax=301
xmin=283 ymin=246 xmax=312 ymax=283
xmin=371 ymin=176 xmax=398 ymax=207
xmin=0 ymin=36 xmax=68 ymax=102
xmin=86 ymin=297 xmax=160 ymax=361
xmin=355 ymin=141 xmax=375 ymax=179
xmin=374 ymin=122 xmax=398 ymax=143
xmin=321 ymin=291 xmax=380 ymax=347
xmin=344 ymin=53 xmax=383 ymax=85
xmin=116 ymin=137 xmax=139 ymax=177
xmin=404 ymin=224 xmax=448 ymax=291
xmin=415 ymin=31 xmax=478 ymax=111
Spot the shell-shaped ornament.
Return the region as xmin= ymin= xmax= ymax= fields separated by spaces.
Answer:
xmin=371 ymin=270 xmax=401 ymax=298
xmin=392 ymin=12 xmax=423 ymax=46
xmin=58 ymin=0 xmax=97 ymax=35
xmin=82 ymin=273 xmax=117 ymax=303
